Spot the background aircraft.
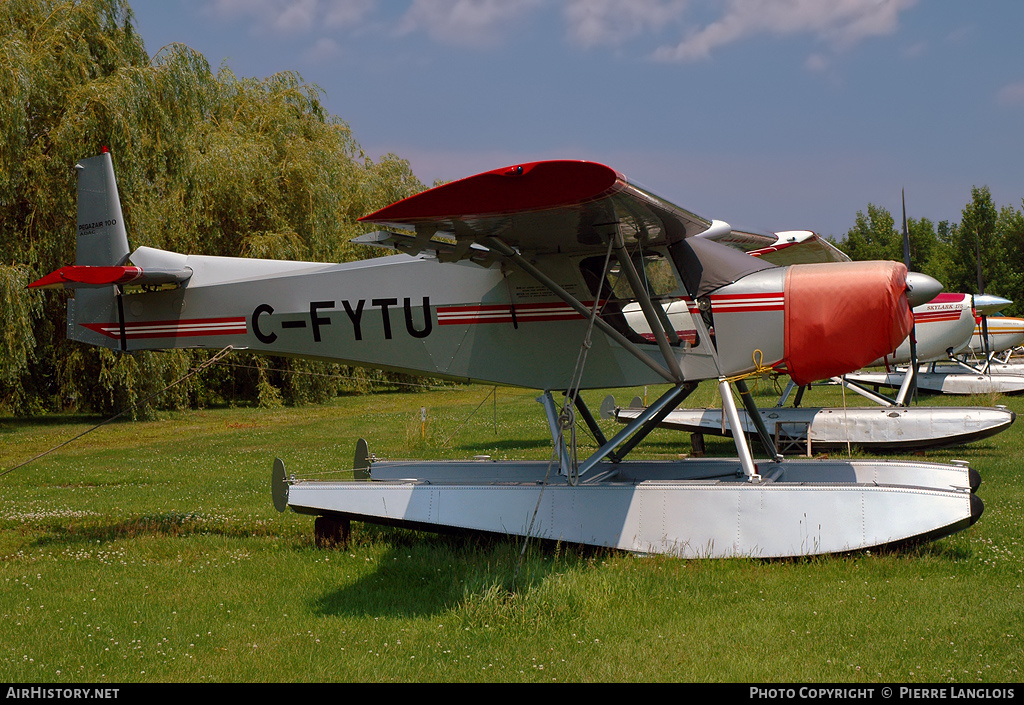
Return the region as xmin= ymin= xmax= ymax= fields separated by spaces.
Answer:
xmin=612 ymin=226 xmax=1015 ymax=451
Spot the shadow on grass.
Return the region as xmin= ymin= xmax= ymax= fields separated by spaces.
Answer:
xmin=309 ymin=525 xmax=609 ymax=619
xmin=0 ymin=413 xmax=119 ymax=430
xmin=308 ymin=521 xmax=977 ymax=622
xmin=25 ymin=511 xmax=286 ymax=548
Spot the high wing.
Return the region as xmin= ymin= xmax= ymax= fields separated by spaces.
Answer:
xmin=358 ymin=160 xmax=710 ymax=253
xmin=356 ymin=160 xmax=772 ymax=299
xmin=698 ymin=227 xmax=851 ymax=265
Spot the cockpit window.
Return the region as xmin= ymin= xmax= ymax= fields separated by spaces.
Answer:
xmin=579 ymin=251 xmax=692 ymax=346
xmin=586 ymin=253 xmax=680 ymax=299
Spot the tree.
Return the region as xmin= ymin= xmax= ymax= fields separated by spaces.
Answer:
xmin=838 ymin=188 xmax=1024 ymax=315
xmin=841 ymin=204 xmax=901 ymax=262
xmin=1 ymin=0 xmax=425 ymax=415
xmin=943 ymin=186 xmax=1001 ymax=303
xmin=995 ymin=201 xmax=1024 ymax=316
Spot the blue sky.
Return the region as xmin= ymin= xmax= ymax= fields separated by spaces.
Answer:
xmin=127 ymin=1 xmax=1024 ymax=240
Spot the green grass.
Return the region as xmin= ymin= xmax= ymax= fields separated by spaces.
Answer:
xmin=1 ymin=380 xmax=1022 ymax=683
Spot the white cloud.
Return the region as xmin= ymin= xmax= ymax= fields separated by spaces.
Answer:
xmin=901 ymin=40 xmax=926 ymax=58
xmin=563 ymin=0 xmax=689 ymax=48
xmin=651 ymin=0 xmax=918 ymax=62
xmin=198 ymin=0 xmax=918 ymax=61
xmin=323 ymin=0 xmax=377 ymax=29
xmin=945 ymin=24 xmax=975 ymax=45
xmin=202 ymin=0 xmax=375 ymax=35
xmin=303 ymin=37 xmax=343 ymax=64
xmin=804 ymin=53 xmax=829 ymax=73
xmin=395 ymin=0 xmax=545 ymax=48
xmin=203 ymin=0 xmax=315 ymax=34
xmin=996 ymin=81 xmax=1024 ymax=107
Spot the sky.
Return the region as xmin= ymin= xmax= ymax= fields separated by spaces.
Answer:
xmin=127 ymin=0 xmax=1024 ymax=240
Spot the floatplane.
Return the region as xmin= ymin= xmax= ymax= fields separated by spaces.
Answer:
xmin=846 ymin=303 xmax=1024 ymax=396
xmin=608 ymin=299 xmax=1017 ymax=452
xmin=847 ymin=216 xmax=1024 ymax=397
xmin=606 ymin=227 xmax=1017 ymax=452
xmin=30 ymin=152 xmax=984 ymax=558
xmin=968 ymin=339 xmax=1024 ymax=376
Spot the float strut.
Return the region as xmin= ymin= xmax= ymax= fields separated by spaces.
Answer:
xmin=720 ymin=379 xmax=761 ymax=481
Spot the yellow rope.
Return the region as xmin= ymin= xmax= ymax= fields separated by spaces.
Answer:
xmin=723 ymin=349 xmax=778 ymax=384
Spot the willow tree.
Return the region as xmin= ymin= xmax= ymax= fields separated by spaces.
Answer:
xmin=1 ymin=0 xmax=424 ymax=415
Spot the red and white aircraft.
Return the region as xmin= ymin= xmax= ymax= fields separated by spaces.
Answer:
xmin=846 ymin=295 xmax=1024 ymax=396
xmin=970 ymin=312 xmax=1024 ymax=360
xmin=31 ymin=153 xmax=983 ymax=558
xmin=611 ymin=223 xmax=1017 ymax=451
xmin=612 ymin=286 xmax=1015 ymax=452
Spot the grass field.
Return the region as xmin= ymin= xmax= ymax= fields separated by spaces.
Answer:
xmin=1 ymin=376 xmax=1021 ymax=683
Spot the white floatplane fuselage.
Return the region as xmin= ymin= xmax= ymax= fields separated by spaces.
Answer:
xmin=34 ymin=153 xmax=985 ymax=558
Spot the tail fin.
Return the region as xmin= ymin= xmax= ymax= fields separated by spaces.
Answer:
xmin=70 ymin=151 xmax=131 ymax=350
xmin=27 ymin=151 xmax=131 ymax=351
xmin=29 ymin=151 xmax=192 ymax=351
xmin=75 ymin=150 xmax=131 ymax=267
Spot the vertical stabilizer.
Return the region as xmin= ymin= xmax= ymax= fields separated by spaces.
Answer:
xmin=76 ymin=151 xmax=130 ymax=267
xmin=70 ymin=151 xmax=130 ymax=350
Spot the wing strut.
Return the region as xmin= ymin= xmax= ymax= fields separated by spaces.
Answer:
xmin=574 ymin=382 xmax=699 ymax=481
xmin=481 ymin=236 xmax=679 ymax=384
xmin=720 ymin=380 xmax=760 ymax=480
xmin=114 ymin=284 xmax=128 ymax=352
xmin=611 ymin=232 xmax=685 ymax=381
xmin=734 ymin=379 xmax=782 ymax=462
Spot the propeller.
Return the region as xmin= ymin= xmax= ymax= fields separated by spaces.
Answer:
xmin=895 ymin=189 xmax=919 ymax=405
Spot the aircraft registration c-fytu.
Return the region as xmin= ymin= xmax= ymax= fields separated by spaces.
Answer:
xmin=31 ymin=152 xmax=984 ymax=559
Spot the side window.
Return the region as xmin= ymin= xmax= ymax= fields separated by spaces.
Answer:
xmin=579 ymin=252 xmax=690 ymax=346
xmin=581 ymin=253 xmax=680 ymax=299
xmin=634 ymin=254 xmax=680 ymax=298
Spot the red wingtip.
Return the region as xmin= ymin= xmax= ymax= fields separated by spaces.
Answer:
xmin=359 ymin=160 xmax=623 ymax=223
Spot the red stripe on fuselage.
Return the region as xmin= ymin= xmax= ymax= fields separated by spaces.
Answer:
xmin=708 ymin=292 xmax=785 ymax=313
xmin=436 ymin=301 xmax=602 ymax=326
xmin=82 ymin=317 xmax=247 ymax=340
xmin=436 ymin=292 xmax=787 ymax=328
xmin=914 ymin=311 xmax=965 ymax=323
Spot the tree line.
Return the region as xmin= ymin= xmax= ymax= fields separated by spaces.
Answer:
xmin=1 ymin=0 xmax=428 ymax=416
xmin=837 ymin=189 xmax=1024 ymax=310
xmin=3 ymin=0 xmax=1023 ymax=417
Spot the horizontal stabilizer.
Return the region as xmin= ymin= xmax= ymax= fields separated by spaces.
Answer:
xmin=28 ymin=265 xmax=192 ymax=290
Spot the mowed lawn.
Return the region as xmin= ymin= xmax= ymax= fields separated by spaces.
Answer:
xmin=1 ymin=378 xmax=1021 ymax=683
